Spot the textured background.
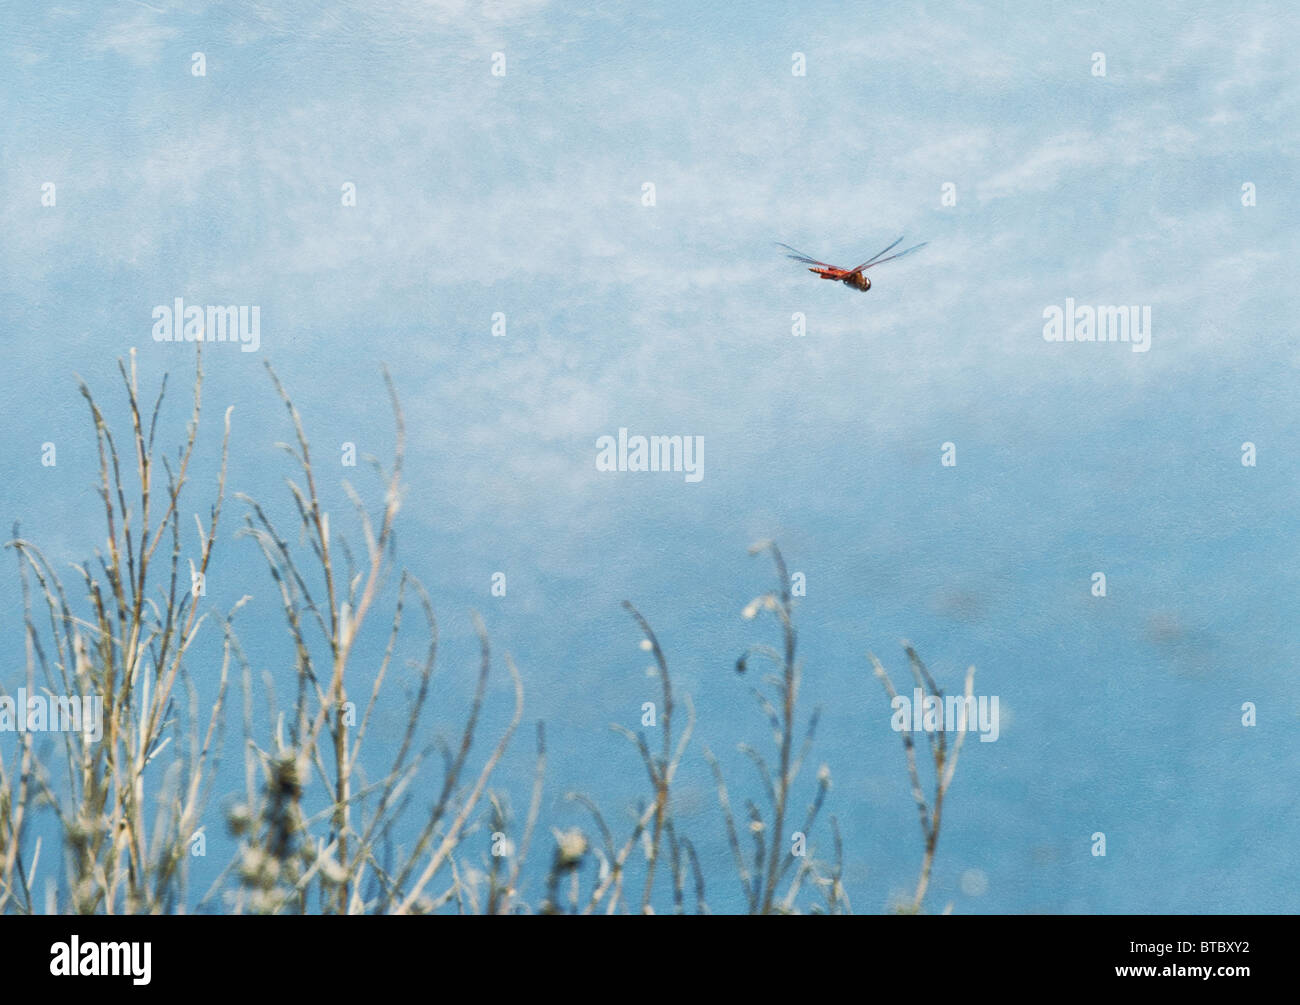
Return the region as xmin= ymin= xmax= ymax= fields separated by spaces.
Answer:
xmin=1 ymin=1 xmax=1296 ymax=912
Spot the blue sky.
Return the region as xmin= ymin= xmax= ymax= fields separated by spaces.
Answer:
xmin=1 ymin=0 xmax=1297 ymax=912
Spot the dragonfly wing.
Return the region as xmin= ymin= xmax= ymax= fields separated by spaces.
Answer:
xmin=775 ymin=242 xmax=835 ymax=268
xmin=848 ymin=236 xmax=905 ymax=274
xmin=862 ymin=241 xmax=928 ymax=271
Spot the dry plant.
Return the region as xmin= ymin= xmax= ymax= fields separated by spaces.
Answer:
xmin=1 ymin=353 xmax=976 ymax=916
xmin=706 ymin=540 xmax=846 ymax=915
xmin=229 ymin=361 xmax=522 ymax=914
xmin=544 ymin=601 xmax=700 ymax=915
xmin=871 ymin=646 xmax=976 ymax=914
xmin=2 ymin=348 xmax=235 ymax=914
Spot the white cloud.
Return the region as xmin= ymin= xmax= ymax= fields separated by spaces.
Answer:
xmin=90 ymin=12 xmax=180 ymax=64
xmin=978 ymin=130 xmax=1106 ymax=202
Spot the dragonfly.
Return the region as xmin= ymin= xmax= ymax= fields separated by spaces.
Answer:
xmin=777 ymin=237 xmax=928 ymax=292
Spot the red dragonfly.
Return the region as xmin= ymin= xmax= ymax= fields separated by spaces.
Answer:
xmin=777 ymin=237 xmax=928 ymax=292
